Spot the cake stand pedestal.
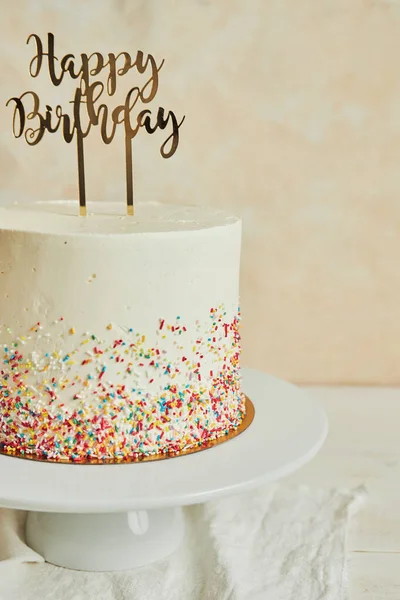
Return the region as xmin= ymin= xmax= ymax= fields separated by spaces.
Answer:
xmin=0 ymin=369 xmax=328 ymax=571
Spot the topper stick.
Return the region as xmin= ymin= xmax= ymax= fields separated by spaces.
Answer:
xmin=125 ymin=136 xmax=134 ymax=216
xmin=76 ymin=134 xmax=87 ymax=216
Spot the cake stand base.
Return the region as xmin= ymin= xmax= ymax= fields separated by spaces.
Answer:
xmin=26 ymin=508 xmax=184 ymax=571
xmin=0 ymin=369 xmax=328 ymax=571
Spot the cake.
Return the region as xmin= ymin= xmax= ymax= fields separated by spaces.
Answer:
xmin=0 ymin=201 xmax=245 ymax=461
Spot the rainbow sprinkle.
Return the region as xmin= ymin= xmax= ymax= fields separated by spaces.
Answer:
xmin=0 ymin=306 xmax=244 ymax=461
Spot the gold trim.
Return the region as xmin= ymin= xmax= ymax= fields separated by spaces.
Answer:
xmin=0 ymin=396 xmax=254 ymax=465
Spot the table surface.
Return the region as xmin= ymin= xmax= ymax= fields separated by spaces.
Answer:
xmin=287 ymin=386 xmax=400 ymax=600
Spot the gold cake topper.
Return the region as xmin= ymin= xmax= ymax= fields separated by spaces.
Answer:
xmin=6 ymin=33 xmax=185 ymax=216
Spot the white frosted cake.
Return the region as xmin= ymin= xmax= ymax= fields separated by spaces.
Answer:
xmin=0 ymin=201 xmax=244 ymax=461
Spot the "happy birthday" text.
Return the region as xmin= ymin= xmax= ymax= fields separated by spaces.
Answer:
xmin=7 ymin=33 xmax=185 ymax=158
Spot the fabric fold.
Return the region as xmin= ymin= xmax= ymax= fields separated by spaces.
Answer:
xmin=0 ymin=485 xmax=365 ymax=600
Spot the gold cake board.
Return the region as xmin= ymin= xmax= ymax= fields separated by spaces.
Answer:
xmin=0 ymin=396 xmax=255 ymax=465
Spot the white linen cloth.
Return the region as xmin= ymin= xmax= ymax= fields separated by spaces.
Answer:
xmin=0 ymin=484 xmax=364 ymax=600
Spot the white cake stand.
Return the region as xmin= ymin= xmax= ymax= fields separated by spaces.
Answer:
xmin=0 ymin=368 xmax=328 ymax=571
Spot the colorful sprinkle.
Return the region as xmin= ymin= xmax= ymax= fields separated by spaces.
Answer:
xmin=0 ymin=306 xmax=243 ymax=462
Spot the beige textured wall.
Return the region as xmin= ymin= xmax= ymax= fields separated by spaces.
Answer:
xmin=1 ymin=0 xmax=400 ymax=384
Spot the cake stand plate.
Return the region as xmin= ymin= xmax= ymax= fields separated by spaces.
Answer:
xmin=0 ymin=369 xmax=328 ymax=571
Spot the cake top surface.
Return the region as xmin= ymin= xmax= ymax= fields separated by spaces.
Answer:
xmin=0 ymin=201 xmax=240 ymax=236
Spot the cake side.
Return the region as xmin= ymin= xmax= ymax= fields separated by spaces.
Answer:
xmin=0 ymin=202 xmax=244 ymax=460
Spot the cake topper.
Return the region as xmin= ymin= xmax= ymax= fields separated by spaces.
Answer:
xmin=6 ymin=33 xmax=185 ymax=216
